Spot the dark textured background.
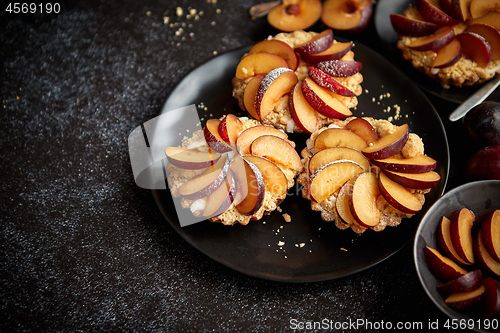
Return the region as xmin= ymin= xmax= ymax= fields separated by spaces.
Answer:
xmin=0 ymin=0 xmax=495 ymax=331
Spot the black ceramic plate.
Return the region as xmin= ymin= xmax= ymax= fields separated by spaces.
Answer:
xmin=375 ymin=0 xmax=500 ymax=104
xmin=153 ymin=40 xmax=449 ymax=283
xmin=414 ymin=180 xmax=500 ymax=333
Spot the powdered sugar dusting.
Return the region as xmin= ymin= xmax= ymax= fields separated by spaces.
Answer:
xmin=317 ymin=60 xmax=362 ymax=78
xmin=260 ymin=67 xmax=292 ymax=89
xmin=255 ymin=67 xmax=293 ymax=110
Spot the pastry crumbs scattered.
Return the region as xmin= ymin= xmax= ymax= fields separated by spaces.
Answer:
xmin=282 ymin=213 xmax=291 ymax=222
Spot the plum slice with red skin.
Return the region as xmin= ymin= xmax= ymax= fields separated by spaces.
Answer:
xmin=371 ymin=155 xmax=437 ymax=174
xmin=390 ymin=14 xmax=440 ymax=37
xmin=378 ymin=171 xmax=423 ymax=214
xmin=308 ymin=160 xmax=363 ymax=203
xmin=345 ymin=118 xmax=378 ymax=145
xmin=307 ymin=67 xmax=355 ymax=97
xmin=436 ymin=216 xmax=471 ymax=266
xmin=234 ymin=159 xmax=265 ymax=216
xmin=433 ymin=37 xmax=462 ymax=68
xmin=349 ymin=171 xmax=381 ymax=228
xmin=301 ymin=42 xmax=353 ymax=64
xmin=444 ymin=285 xmax=486 ymax=311
xmin=178 ymin=155 xmax=230 ymax=200
xmin=289 ymin=81 xmax=318 ymax=134
xmin=424 ymin=246 xmax=468 ymax=281
xmin=316 ymin=59 xmax=362 ymax=77
xmin=437 ymin=269 xmax=483 ymax=294
xmin=362 ymin=124 xmax=409 ymax=160
xmin=382 ymin=169 xmax=441 ymax=189
xmin=301 ymin=77 xmax=353 ymax=119
xmin=235 ymin=52 xmax=289 ymax=79
xmin=481 ymin=210 xmax=500 ymax=261
xmin=250 ymin=135 xmax=302 ymax=172
xmin=314 ymin=127 xmax=368 ymax=151
xmin=294 ymin=29 xmax=334 ymax=55
xmin=248 ymin=39 xmax=299 ymax=71
xmin=456 ymin=31 xmax=492 ymax=68
xmin=165 ymin=146 xmax=221 ymax=169
xmin=255 ymin=67 xmax=298 ymax=120
xmin=204 ymin=119 xmax=234 ymax=153
xmin=449 ymin=207 xmax=476 ymax=265
xmin=483 ymin=277 xmax=500 ymax=318
xmin=416 ymin=0 xmax=461 ymax=26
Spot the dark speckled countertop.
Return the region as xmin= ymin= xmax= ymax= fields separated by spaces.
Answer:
xmin=1 ymin=0 xmax=497 ymax=332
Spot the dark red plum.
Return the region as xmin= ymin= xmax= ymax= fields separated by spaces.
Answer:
xmin=467 ymin=145 xmax=500 ymax=180
xmin=463 ymin=101 xmax=500 ymax=146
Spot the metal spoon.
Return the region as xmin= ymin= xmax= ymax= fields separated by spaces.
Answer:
xmin=249 ymin=1 xmax=281 ymax=20
xmin=449 ymin=76 xmax=500 ymax=122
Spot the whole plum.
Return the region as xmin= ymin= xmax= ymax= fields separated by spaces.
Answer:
xmin=463 ymin=101 xmax=500 ymax=146
xmin=467 ymin=145 xmax=500 ymax=180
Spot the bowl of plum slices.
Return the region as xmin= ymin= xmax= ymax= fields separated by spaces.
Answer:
xmin=414 ymin=180 xmax=500 ymax=332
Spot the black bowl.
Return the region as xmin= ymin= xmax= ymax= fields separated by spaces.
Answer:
xmin=414 ymin=180 xmax=500 ymax=332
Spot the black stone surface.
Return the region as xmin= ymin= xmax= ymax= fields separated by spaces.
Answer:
xmin=0 ymin=0 xmax=492 ymax=332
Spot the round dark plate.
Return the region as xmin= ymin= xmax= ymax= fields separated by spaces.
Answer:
xmin=153 ymin=40 xmax=449 ymax=283
xmin=414 ymin=180 xmax=500 ymax=333
xmin=375 ymin=0 xmax=500 ymax=104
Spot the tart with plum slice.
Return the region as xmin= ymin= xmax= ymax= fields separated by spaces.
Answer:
xmin=391 ymin=0 xmax=500 ymax=88
xmin=297 ymin=117 xmax=440 ymax=234
xmin=165 ymin=114 xmax=302 ymax=226
xmin=232 ymin=29 xmax=363 ymax=134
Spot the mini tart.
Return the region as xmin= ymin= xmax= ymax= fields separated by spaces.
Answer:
xmin=166 ymin=117 xmax=300 ymax=226
xmin=232 ymin=30 xmax=363 ymax=133
xmin=396 ymin=7 xmax=500 ymax=88
xmin=298 ymin=117 xmax=432 ymax=234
